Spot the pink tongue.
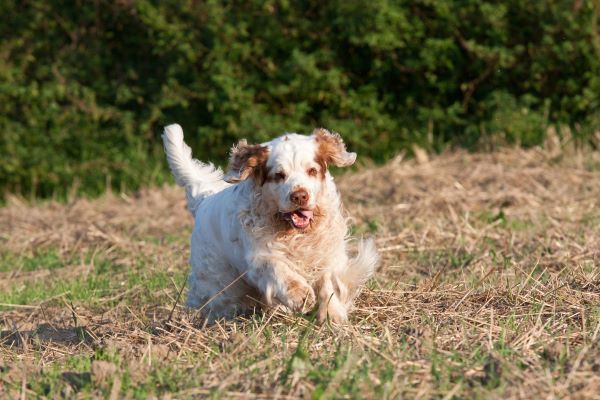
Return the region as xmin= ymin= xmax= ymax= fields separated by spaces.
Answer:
xmin=290 ymin=210 xmax=313 ymax=228
xmin=297 ymin=210 xmax=313 ymax=219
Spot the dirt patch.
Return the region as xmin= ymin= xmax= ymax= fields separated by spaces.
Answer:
xmin=91 ymin=361 xmax=117 ymax=385
xmin=0 ymin=323 xmax=91 ymax=347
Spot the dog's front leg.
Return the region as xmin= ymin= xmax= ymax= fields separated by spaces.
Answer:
xmin=246 ymin=256 xmax=315 ymax=313
xmin=316 ymin=272 xmax=349 ymax=324
xmin=315 ymin=248 xmax=354 ymax=324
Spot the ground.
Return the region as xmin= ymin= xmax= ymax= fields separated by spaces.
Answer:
xmin=0 ymin=147 xmax=599 ymax=399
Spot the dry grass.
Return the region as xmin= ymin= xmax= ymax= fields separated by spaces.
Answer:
xmin=0 ymin=147 xmax=599 ymax=399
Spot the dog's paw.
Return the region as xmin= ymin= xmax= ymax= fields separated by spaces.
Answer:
xmin=279 ymin=278 xmax=315 ymax=313
xmin=317 ymin=301 xmax=348 ymax=325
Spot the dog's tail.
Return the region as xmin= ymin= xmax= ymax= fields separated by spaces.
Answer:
xmin=338 ymin=238 xmax=379 ymax=306
xmin=162 ymin=124 xmax=229 ymax=216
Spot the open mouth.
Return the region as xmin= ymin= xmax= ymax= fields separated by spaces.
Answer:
xmin=281 ymin=209 xmax=314 ymax=230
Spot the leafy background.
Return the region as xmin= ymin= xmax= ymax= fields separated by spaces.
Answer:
xmin=1 ymin=0 xmax=599 ymax=199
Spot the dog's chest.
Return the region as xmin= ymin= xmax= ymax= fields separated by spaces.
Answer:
xmin=275 ymin=233 xmax=336 ymax=282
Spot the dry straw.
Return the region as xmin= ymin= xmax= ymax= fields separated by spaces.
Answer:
xmin=0 ymin=145 xmax=598 ymax=398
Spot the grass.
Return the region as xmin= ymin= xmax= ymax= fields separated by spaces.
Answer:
xmin=1 ymin=147 xmax=599 ymax=398
xmin=0 ymin=249 xmax=65 ymax=273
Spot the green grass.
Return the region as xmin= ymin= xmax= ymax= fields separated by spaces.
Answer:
xmin=1 ymin=148 xmax=599 ymax=398
xmin=0 ymin=249 xmax=185 ymax=309
xmin=0 ymin=249 xmax=65 ymax=273
xmin=476 ymin=210 xmax=536 ymax=231
xmin=4 ymin=254 xmax=528 ymax=400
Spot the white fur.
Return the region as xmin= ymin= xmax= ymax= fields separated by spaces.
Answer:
xmin=162 ymin=124 xmax=378 ymax=323
xmin=162 ymin=124 xmax=229 ymax=215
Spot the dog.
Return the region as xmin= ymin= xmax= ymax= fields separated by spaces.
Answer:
xmin=162 ymin=124 xmax=378 ymax=323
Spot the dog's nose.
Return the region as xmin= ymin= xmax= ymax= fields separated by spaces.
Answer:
xmin=290 ymin=190 xmax=309 ymax=206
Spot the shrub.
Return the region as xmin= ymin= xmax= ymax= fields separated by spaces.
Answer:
xmin=1 ymin=0 xmax=598 ymax=198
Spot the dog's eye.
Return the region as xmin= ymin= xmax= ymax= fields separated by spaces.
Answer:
xmin=307 ymin=167 xmax=318 ymax=177
xmin=274 ymin=172 xmax=287 ymax=181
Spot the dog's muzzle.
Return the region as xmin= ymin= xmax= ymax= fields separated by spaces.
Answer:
xmin=281 ymin=209 xmax=314 ymax=229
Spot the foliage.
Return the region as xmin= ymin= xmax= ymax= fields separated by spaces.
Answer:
xmin=1 ymin=0 xmax=599 ymax=198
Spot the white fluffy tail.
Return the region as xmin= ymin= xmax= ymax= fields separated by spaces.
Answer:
xmin=162 ymin=124 xmax=229 ymax=215
xmin=340 ymin=238 xmax=379 ymax=304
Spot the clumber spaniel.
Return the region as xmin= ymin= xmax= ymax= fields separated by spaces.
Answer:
xmin=162 ymin=124 xmax=378 ymax=323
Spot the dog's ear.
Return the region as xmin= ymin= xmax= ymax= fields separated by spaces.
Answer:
xmin=313 ymin=128 xmax=356 ymax=168
xmin=225 ymin=139 xmax=269 ymax=183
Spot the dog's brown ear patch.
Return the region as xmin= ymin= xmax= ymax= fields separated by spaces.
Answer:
xmin=313 ymin=128 xmax=356 ymax=170
xmin=225 ymin=139 xmax=269 ymax=183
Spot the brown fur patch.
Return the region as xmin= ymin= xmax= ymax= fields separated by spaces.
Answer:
xmin=226 ymin=140 xmax=270 ymax=183
xmin=260 ymin=165 xmax=273 ymax=185
xmin=264 ymin=169 xmax=286 ymax=184
xmin=315 ymin=156 xmax=328 ymax=180
xmin=285 ymin=278 xmax=302 ymax=293
xmin=284 ymin=277 xmax=315 ymax=310
xmin=313 ymin=128 xmax=355 ymax=173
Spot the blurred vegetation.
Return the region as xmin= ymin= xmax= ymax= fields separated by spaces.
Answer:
xmin=1 ymin=0 xmax=599 ymax=199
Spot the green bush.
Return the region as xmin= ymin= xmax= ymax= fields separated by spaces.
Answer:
xmin=1 ymin=0 xmax=598 ymax=199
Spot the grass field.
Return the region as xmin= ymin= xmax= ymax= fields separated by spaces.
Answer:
xmin=1 ymin=147 xmax=599 ymax=399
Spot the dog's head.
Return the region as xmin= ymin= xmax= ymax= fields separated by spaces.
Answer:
xmin=225 ymin=128 xmax=356 ymax=230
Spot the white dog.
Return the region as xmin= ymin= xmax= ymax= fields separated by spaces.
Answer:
xmin=162 ymin=124 xmax=378 ymax=323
